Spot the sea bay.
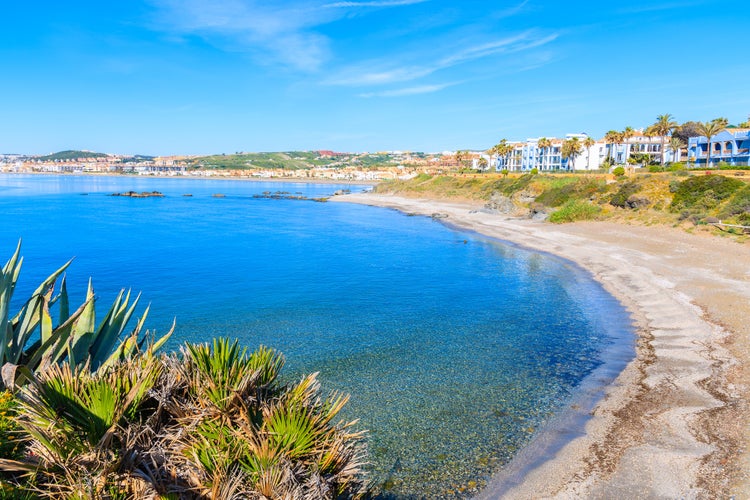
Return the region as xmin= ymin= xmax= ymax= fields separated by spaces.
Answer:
xmin=0 ymin=174 xmax=634 ymax=498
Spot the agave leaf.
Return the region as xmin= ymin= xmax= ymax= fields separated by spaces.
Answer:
xmin=90 ymin=290 xmax=142 ymax=369
xmin=30 ymin=298 xmax=93 ymax=371
xmin=7 ymin=296 xmax=45 ymax=364
xmin=149 ymin=320 xmax=175 ymax=353
xmin=57 ymin=276 xmax=70 ymax=325
xmin=40 ymin=286 xmax=54 ymax=345
xmin=0 ymin=241 xmax=23 ymax=364
xmin=70 ymin=280 xmax=96 ymax=363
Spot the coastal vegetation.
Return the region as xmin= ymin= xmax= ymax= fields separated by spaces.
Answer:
xmin=374 ymin=171 xmax=750 ymax=234
xmin=0 ymin=247 xmax=368 ymax=498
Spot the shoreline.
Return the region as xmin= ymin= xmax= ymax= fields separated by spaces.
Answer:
xmin=0 ymin=171 xmax=378 ymax=186
xmin=332 ymin=192 xmax=750 ymax=498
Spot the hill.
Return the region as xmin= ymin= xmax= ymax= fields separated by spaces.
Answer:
xmin=36 ymin=150 xmax=108 ymax=161
xmin=185 ymin=151 xmax=395 ymax=170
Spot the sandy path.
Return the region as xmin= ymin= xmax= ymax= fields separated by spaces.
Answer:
xmin=332 ymin=193 xmax=750 ymax=499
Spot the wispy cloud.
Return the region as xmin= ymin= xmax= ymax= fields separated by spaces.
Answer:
xmin=617 ymin=0 xmax=707 ymax=14
xmin=323 ymin=0 xmax=428 ymax=8
xmin=147 ymin=0 xmax=424 ymax=71
xmin=325 ymin=31 xmax=558 ymax=86
xmin=359 ymin=82 xmax=457 ymax=97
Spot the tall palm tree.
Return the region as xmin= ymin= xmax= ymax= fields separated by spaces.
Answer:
xmin=604 ymin=130 xmax=621 ymax=163
xmin=622 ymin=126 xmax=635 ymax=164
xmin=537 ymin=137 xmax=551 ymax=171
xmin=668 ymin=136 xmax=686 ymax=163
xmin=561 ymin=137 xmax=582 ymax=171
xmin=696 ymin=120 xmax=725 ymax=167
xmin=651 ymin=114 xmax=677 ymax=166
xmin=490 ymin=140 xmax=513 ymax=171
xmin=454 ymin=150 xmax=466 ymax=169
xmin=583 ymin=136 xmax=595 ymax=170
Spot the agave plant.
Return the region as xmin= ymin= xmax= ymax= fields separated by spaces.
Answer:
xmin=0 ymin=242 xmax=172 ymax=390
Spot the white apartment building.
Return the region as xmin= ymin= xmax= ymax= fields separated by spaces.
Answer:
xmin=606 ymin=130 xmax=665 ymax=165
xmin=474 ymin=134 xmax=606 ymax=172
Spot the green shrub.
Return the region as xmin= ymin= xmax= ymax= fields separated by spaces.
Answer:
xmin=414 ymin=173 xmax=432 ymax=182
xmin=530 ymin=168 xmax=539 ymax=175
xmin=718 ymin=185 xmax=750 ymax=223
xmin=670 ymin=175 xmax=744 ymax=211
xmin=667 ymin=162 xmax=686 ymax=172
xmin=610 ymin=181 xmax=640 ymax=208
xmin=613 ymin=166 xmax=625 ymax=177
xmin=535 ymin=178 xmax=607 ymax=208
xmin=648 ymin=165 xmax=664 ymax=173
xmin=549 ymin=200 xmax=601 ymax=223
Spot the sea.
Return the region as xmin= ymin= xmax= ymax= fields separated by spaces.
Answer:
xmin=0 ymin=174 xmax=634 ymax=498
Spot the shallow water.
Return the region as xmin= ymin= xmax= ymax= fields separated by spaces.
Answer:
xmin=0 ymin=174 xmax=634 ymax=498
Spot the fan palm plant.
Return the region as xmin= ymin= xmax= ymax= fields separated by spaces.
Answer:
xmin=164 ymin=338 xmax=367 ymax=499
xmin=1 ymin=334 xmax=367 ymax=499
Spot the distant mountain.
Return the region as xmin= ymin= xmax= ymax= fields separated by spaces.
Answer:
xmin=37 ymin=150 xmax=108 ymax=161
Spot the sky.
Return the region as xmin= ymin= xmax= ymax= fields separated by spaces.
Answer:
xmin=2 ymin=0 xmax=749 ymax=155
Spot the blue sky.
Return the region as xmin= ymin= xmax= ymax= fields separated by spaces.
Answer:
xmin=2 ymin=0 xmax=749 ymax=155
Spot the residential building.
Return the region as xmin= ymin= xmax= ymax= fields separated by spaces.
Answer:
xmin=605 ymin=129 xmax=666 ymax=165
xmin=477 ymin=134 xmax=606 ymax=172
xmin=687 ymin=128 xmax=750 ymax=166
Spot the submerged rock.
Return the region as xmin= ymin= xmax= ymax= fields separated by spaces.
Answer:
xmin=110 ymin=191 xmax=164 ymax=198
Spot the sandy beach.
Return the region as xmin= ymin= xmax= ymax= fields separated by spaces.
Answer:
xmin=332 ymin=192 xmax=750 ymax=499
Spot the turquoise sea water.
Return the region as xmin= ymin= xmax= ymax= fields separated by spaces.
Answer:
xmin=0 ymin=174 xmax=634 ymax=498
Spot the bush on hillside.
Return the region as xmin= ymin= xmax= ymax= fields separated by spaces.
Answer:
xmin=534 ymin=178 xmax=607 ymax=208
xmin=718 ymin=185 xmax=750 ymax=224
xmin=609 ymin=181 xmax=641 ymax=208
xmin=613 ymin=166 xmax=625 ymax=177
xmin=549 ymin=200 xmax=601 ymax=223
xmin=670 ymin=175 xmax=744 ymax=211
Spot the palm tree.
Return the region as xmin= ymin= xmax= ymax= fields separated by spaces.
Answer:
xmin=538 ymin=137 xmax=551 ymax=171
xmin=697 ymin=120 xmax=725 ymax=167
xmin=668 ymin=136 xmax=686 ymax=163
xmin=454 ymin=150 xmax=465 ymax=169
xmin=583 ymin=136 xmax=595 ymax=170
xmin=651 ymin=114 xmax=677 ymax=166
xmin=561 ymin=137 xmax=582 ymax=171
xmin=604 ymin=130 xmax=621 ymax=163
xmin=490 ymin=140 xmax=513 ymax=172
xmin=622 ymin=126 xmax=635 ymax=164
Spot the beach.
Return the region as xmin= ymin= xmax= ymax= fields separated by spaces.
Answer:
xmin=332 ymin=192 xmax=750 ymax=498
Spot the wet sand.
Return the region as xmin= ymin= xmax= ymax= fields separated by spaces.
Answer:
xmin=332 ymin=193 xmax=750 ymax=499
